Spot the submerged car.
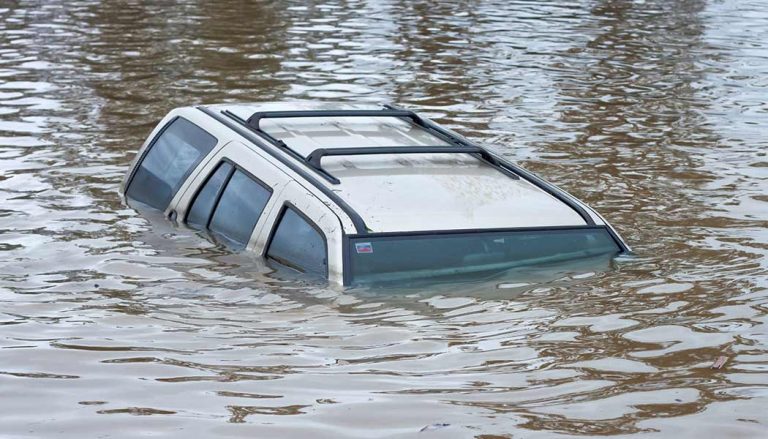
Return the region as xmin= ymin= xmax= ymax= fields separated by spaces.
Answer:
xmin=121 ymin=102 xmax=630 ymax=285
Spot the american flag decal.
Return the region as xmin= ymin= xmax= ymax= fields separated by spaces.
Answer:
xmin=355 ymin=242 xmax=373 ymax=254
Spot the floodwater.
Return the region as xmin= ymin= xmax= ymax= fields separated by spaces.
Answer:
xmin=1 ymin=0 xmax=767 ymax=437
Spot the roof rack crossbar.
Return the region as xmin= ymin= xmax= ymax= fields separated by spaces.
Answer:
xmin=246 ymin=110 xmax=422 ymax=131
xmin=307 ymin=146 xmax=489 ymax=169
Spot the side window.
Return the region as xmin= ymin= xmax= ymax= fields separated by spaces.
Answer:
xmin=187 ymin=162 xmax=233 ymax=228
xmin=126 ymin=117 xmax=217 ymax=211
xmin=209 ymin=171 xmax=271 ymax=249
xmin=267 ymin=206 xmax=327 ymax=275
xmin=186 ymin=163 xmax=271 ymax=251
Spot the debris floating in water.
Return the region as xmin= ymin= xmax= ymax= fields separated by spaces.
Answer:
xmin=711 ymin=356 xmax=728 ymax=370
xmin=420 ymin=423 xmax=450 ymax=432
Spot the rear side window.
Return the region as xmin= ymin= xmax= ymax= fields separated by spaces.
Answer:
xmin=127 ymin=117 xmax=217 ymax=211
xmin=187 ymin=162 xmax=233 ymax=228
xmin=267 ymin=206 xmax=327 ymax=275
xmin=187 ymin=163 xmax=272 ymax=251
xmin=209 ymin=171 xmax=271 ymax=249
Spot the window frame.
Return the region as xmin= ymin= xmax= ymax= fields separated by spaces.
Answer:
xmin=264 ymin=202 xmax=329 ymax=277
xmin=125 ymin=117 xmax=219 ymax=211
xmin=184 ymin=157 xmax=274 ymax=248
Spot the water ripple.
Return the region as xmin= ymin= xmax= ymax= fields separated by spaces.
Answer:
xmin=0 ymin=0 xmax=767 ymax=437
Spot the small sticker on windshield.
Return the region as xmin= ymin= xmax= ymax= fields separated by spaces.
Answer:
xmin=355 ymin=242 xmax=373 ymax=254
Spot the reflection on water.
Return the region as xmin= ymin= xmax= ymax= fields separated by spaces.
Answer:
xmin=1 ymin=0 xmax=767 ymax=437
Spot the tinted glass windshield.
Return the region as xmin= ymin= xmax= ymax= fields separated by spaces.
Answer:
xmin=348 ymin=227 xmax=620 ymax=284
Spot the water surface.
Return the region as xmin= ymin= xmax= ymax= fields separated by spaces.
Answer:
xmin=1 ymin=1 xmax=767 ymax=437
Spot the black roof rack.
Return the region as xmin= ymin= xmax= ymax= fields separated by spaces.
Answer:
xmin=215 ymin=105 xmax=597 ymax=227
xmin=231 ymin=107 xmax=520 ymax=184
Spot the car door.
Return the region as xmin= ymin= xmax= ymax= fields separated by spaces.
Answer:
xmin=173 ymin=141 xmax=291 ymax=251
xmin=254 ymin=181 xmax=344 ymax=284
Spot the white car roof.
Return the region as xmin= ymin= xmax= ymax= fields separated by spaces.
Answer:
xmin=206 ymin=102 xmax=588 ymax=233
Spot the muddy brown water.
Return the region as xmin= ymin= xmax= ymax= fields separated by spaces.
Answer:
xmin=1 ymin=1 xmax=767 ymax=437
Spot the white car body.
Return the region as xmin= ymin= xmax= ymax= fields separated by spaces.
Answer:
xmin=121 ymin=102 xmax=629 ymax=285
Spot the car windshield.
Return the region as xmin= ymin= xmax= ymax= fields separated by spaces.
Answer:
xmin=347 ymin=227 xmax=621 ymax=284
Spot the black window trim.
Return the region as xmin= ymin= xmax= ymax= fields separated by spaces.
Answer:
xmin=265 ymin=201 xmax=329 ymax=278
xmin=125 ymin=116 xmax=219 ymax=205
xmin=185 ymin=158 xmax=275 ymax=248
